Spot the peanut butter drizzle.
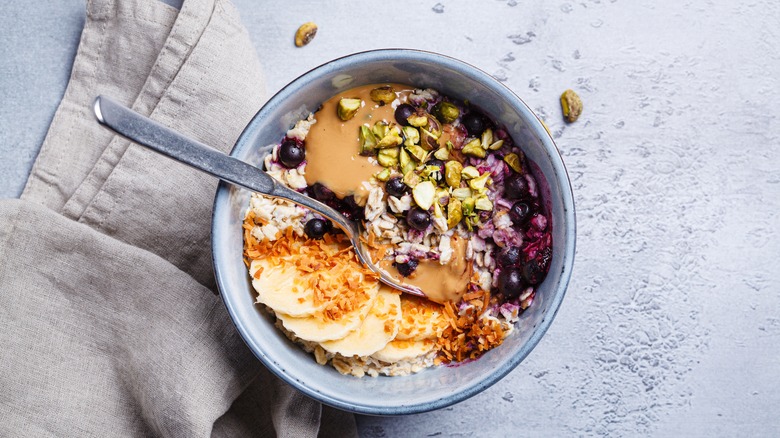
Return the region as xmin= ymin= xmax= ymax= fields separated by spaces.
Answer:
xmin=379 ymin=235 xmax=471 ymax=304
xmin=304 ymin=84 xmax=412 ymax=198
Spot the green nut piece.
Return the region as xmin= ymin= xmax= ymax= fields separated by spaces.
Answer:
xmin=433 ymin=147 xmax=450 ymax=160
xmin=503 ymin=152 xmax=523 ymax=173
xmin=432 ymin=101 xmax=460 ymax=124
xmin=402 ymin=126 xmax=420 ymax=147
xmin=420 ymin=127 xmax=440 ymax=151
xmin=403 ymin=170 xmax=421 ymax=188
xmin=374 ymin=168 xmax=392 ymax=181
xmin=369 ymin=86 xmax=395 ymax=105
xmin=474 ymin=196 xmax=493 ymax=211
xmin=405 ymin=144 xmax=428 ymax=163
xmin=447 ymin=198 xmax=463 ymax=229
xmin=460 ymin=166 xmax=480 ymax=180
xmin=488 ymin=139 xmax=505 ymax=150
xmin=407 ymin=114 xmax=428 ymax=127
xmin=461 ymin=138 xmax=486 ymax=158
xmin=359 ymin=125 xmax=378 ymax=156
xmin=480 ymin=128 xmax=494 ymax=149
xmin=462 ymin=197 xmax=476 ymax=216
xmin=337 ymin=98 xmax=362 ymax=121
xmin=435 ymin=188 xmax=450 ymax=206
xmin=560 ymin=89 xmax=583 ymax=123
xmin=451 ymin=187 xmax=472 ymax=200
xmin=412 ymin=180 xmax=436 ymax=210
xmin=399 ymin=148 xmax=415 ymax=176
xmin=377 ymin=127 xmax=403 ymax=148
xmin=377 ymin=148 xmax=399 ymax=167
xmin=372 ymin=121 xmax=389 ymax=139
xmin=468 ymin=172 xmax=491 ymax=191
xmin=444 ymin=161 xmax=463 ymax=188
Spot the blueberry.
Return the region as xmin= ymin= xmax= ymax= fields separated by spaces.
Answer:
xmin=394 ymin=258 xmax=419 ymax=277
xmin=279 ymin=139 xmax=305 ymax=168
xmin=461 ymin=112 xmax=486 ymax=136
xmin=504 ymin=174 xmax=529 ymax=200
xmin=304 ymin=218 xmax=331 ymax=239
xmin=406 ymin=207 xmax=431 ymax=231
xmin=497 ymin=246 xmax=522 ymax=268
xmin=385 ymin=177 xmax=408 ymax=198
xmin=498 ymin=269 xmax=524 ymax=299
xmin=521 ymin=260 xmax=544 ymax=285
xmin=309 ymin=183 xmax=335 ymax=202
xmin=428 ymin=159 xmax=445 ymax=183
xmin=509 ymin=201 xmax=533 ymax=226
xmin=395 ymin=104 xmax=415 ymax=126
xmin=341 ymin=195 xmax=363 ymax=221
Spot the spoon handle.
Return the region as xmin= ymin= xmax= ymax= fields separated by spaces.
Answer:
xmin=93 ymin=96 xmax=357 ymax=232
xmin=94 ymin=96 xmax=278 ymax=195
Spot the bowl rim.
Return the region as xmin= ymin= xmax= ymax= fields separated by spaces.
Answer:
xmin=212 ymin=48 xmax=576 ymax=415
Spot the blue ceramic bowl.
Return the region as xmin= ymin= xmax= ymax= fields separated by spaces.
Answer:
xmin=212 ymin=49 xmax=575 ymax=415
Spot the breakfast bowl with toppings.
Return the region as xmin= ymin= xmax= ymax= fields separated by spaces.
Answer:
xmin=212 ymin=49 xmax=575 ymax=414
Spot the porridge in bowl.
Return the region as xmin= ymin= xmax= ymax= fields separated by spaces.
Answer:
xmin=242 ymin=84 xmax=552 ymax=377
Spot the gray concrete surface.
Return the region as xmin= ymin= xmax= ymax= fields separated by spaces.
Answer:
xmin=2 ymin=0 xmax=779 ymax=436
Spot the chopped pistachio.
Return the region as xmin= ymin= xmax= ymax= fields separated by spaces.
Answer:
xmin=412 ymin=181 xmax=435 ymax=210
xmin=433 ymin=202 xmax=444 ymax=219
xmin=377 ymin=149 xmax=399 ymax=167
xmin=374 ymin=168 xmax=392 ymax=181
xmin=379 ymin=146 xmax=400 ymax=158
xmin=444 ymin=161 xmax=463 ymax=188
xmin=480 ymin=128 xmax=494 ymax=149
xmin=503 ymin=152 xmax=523 ymax=173
xmin=372 ymin=121 xmax=389 ymax=139
xmin=462 ymin=197 xmax=476 ymax=216
xmin=468 ymin=173 xmax=491 ymax=191
xmin=403 ymin=170 xmax=420 ymax=188
xmin=337 ymin=98 xmax=361 ymax=121
xmin=460 ymin=166 xmax=480 ymax=180
xmin=294 ymin=22 xmax=318 ymax=47
xmin=402 ymin=126 xmax=420 ymax=146
xmin=461 ymin=138 xmax=486 ymax=158
xmin=451 ymin=187 xmax=472 ymax=200
xmin=433 ymin=101 xmax=460 ymax=124
xmin=447 ymin=198 xmax=463 ymax=229
xmin=433 ymin=147 xmax=450 ymax=160
xmin=399 ymin=148 xmax=415 ymax=176
xmin=406 ymin=145 xmax=428 ymax=162
xmin=369 ymin=86 xmax=395 ymax=105
xmin=420 ymin=127 xmax=440 ymax=150
xmin=560 ymin=89 xmax=583 ymax=123
xmin=488 ymin=139 xmax=505 ymax=150
xmin=377 ymin=127 xmax=403 ymax=148
xmin=426 ymin=115 xmax=442 ymax=135
xmin=435 ymin=188 xmax=450 ymax=206
xmin=407 ymin=114 xmax=428 ymax=127
xmin=446 ymin=140 xmax=455 ymax=150
xmin=475 ymin=196 xmax=493 ymax=211
xmin=359 ymin=125 xmax=377 ymax=156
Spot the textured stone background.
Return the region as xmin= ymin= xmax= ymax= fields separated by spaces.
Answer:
xmin=2 ymin=0 xmax=779 ymax=436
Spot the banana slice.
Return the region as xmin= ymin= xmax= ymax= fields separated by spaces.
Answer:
xmin=395 ymin=295 xmax=449 ymax=341
xmin=250 ymin=259 xmax=324 ymax=317
xmin=275 ymin=281 xmax=379 ymax=343
xmin=371 ymin=339 xmax=436 ymax=363
xmin=320 ymin=286 xmax=401 ymax=357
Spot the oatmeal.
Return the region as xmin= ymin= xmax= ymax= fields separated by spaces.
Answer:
xmin=242 ymin=84 xmax=552 ymax=377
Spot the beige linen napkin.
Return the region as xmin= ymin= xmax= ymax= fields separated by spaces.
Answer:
xmin=1 ymin=0 xmax=356 ymax=436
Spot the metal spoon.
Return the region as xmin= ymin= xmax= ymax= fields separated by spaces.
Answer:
xmin=93 ymin=96 xmax=424 ymax=297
